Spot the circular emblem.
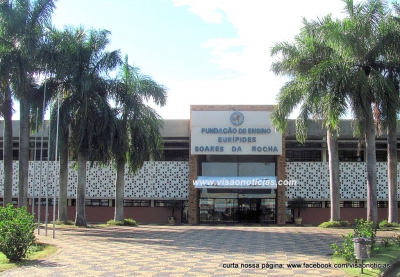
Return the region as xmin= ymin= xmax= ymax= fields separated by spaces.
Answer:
xmin=230 ymin=111 xmax=244 ymax=126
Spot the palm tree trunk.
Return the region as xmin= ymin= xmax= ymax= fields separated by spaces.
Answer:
xmin=114 ymin=159 xmax=125 ymax=222
xmin=75 ymin=150 xmax=87 ymax=226
xmin=387 ymin=121 xmax=398 ymax=223
xmin=2 ymin=88 xmax=13 ymax=206
xmin=58 ymin=132 xmax=69 ymax=223
xmin=18 ymin=99 xmax=30 ymax=208
xmin=327 ymin=129 xmax=340 ymax=221
xmin=365 ymin=111 xmax=378 ymax=223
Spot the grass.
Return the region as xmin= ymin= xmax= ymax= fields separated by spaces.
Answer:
xmin=332 ymin=245 xmax=400 ymax=276
xmin=0 ymin=243 xmax=57 ymax=273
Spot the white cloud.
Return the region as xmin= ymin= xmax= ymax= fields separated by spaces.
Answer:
xmin=172 ymin=0 xmax=226 ymax=23
xmin=165 ymin=0 xmax=346 ymax=119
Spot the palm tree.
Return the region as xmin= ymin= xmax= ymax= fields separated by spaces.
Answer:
xmin=49 ymin=27 xmax=121 ymax=226
xmin=320 ymin=0 xmax=395 ymax=223
xmin=42 ymin=27 xmax=81 ymax=224
xmin=0 ymin=0 xmax=56 ymax=208
xmin=0 ymin=22 xmax=14 ymax=206
xmin=112 ymin=55 xmax=167 ymax=221
xmin=271 ymin=17 xmax=345 ymax=221
xmin=373 ymin=8 xmax=400 ymax=223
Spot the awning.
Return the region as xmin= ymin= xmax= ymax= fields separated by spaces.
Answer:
xmin=194 ymin=176 xmax=277 ymax=189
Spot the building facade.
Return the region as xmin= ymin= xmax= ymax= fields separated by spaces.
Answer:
xmin=0 ymin=105 xmax=399 ymax=224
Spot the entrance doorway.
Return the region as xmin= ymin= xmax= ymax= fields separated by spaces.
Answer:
xmin=199 ymin=197 xmax=276 ymax=224
xmin=238 ymin=199 xmax=260 ymax=223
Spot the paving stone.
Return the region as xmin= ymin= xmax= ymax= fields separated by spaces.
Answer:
xmin=0 ymin=225 xmax=369 ymax=276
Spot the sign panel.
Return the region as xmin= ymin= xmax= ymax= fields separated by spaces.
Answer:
xmin=191 ymin=111 xmax=282 ymax=155
xmin=194 ymin=176 xmax=278 ymax=189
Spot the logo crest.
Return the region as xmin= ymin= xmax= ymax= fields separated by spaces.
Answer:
xmin=230 ymin=111 xmax=244 ymax=126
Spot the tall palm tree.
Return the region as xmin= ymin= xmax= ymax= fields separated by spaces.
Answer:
xmin=271 ymin=17 xmax=346 ymax=221
xmin=112 ymin=55 xmax=167 ymax=221
xmin=373 ymin=8 xmax=400 ymax=223
xmin=320 ymin=0 xmax=395 ymax=223
xmin=0 ymin=0 xmax=56 ymax=208
xmin=49 ymin=27 xmax=121 ymax=226
xmin=0 ymin=22 xmax=14 ymax=206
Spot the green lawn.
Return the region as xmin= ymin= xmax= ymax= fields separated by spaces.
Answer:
xmin=0 ymin=243 xmax=57 ymax=273
xmin=332 ymin=245 xmax=400 ymax=276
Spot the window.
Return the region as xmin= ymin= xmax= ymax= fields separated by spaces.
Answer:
xmin=85 ymin=199 xmax=109 ymax=206
xmin=285 ymin=142 xmax=322 ymax=162
xmin=160 ymin=150 xmax=189 ymax=161
xmin=285 ymin=150 xmax=322 ymax=162
xmin=154 ymin=200 xmax=169 ymax=207
xmin=378 ymin=201 xmax=388 ymax=208
xmin=154 ymin=200 xmax=182 ymax=207
xmin=339 ymin=150 xmax=363 ymax=162
xmin=123 ymin=200 xmax=150 ymax=207
xmin=325 ymin=201 xmax=364 ymax=208
xmin=34 ymin=198 xmax=58 ymax=206
xmin=338 ymin=142 xmax=363 ymax=162
xmin=304 ymin=201 xmax=322 ymax=208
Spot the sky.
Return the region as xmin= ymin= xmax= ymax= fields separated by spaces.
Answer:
xmin=46 ymin=0 xmax=348 ymax=120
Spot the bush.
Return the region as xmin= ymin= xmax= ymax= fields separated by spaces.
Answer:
xmin=392 ymin=232 xmax=400 ymax=247
xmin=381 ymin=237 xmax=392 ymax=248
xmin=379 ymin=220 xmax=400 ymax=229
xmin=0 ymin=204 xmax=36 ymax=262
xmin=107 ymin=218 xmax=137 ymax=226
xmin=330 ymin=219 xmax=377 ymax=262
xmin=319 ymin=220 xmax=350 ymax=228
xmin=331 ymin=233 xmax=356 ymax=262
xmin=107 ymin=220 xmax=124 ymax=226
xmin=123 ymin=218 xmax=137 ymax=226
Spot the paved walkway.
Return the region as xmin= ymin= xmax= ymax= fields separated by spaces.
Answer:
xmin=0 ymin=225 xmax=385 ymax=276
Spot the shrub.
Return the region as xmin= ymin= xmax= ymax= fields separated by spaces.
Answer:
xmin=330 ymin=219 xmax=377 ymax=262
xmin=319 ymin=220 xmax=350 ymax=228
xmin=392 ymin=232 xmax=400 ymax=247
xmin=381 ymin=237 xmax=392 ymax=248
xmin=123 ymin=218 xmax=137 ymax=226
xmin=331 ymin=233 xmax=356 ymax=262
xmin=379 ymin=220 xmax=400 ymax=229
xmin=0 ymin=204 xmax=36 ymax=262
xmin=107 ymin=218 xmax=137 ymax=226
xmin=107 ymin=220 xmax=124 ymax=226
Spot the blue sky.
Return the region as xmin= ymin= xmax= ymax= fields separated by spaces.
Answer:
xmin=48 ymin=0 xmax=347 ymax=119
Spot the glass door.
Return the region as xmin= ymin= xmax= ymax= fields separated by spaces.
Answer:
xmin=260 ymin=199 xmax=276 ymax=223
xmin=238 ymin=199 xmax=260 ymax=223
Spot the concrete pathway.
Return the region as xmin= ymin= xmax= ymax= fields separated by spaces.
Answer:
xmin=0 ymin=225 xmax=377 ymax=276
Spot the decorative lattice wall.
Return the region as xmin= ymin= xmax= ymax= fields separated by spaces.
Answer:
xmin=285 ymin=162 xmax=400 ymax=200
xmin=0 ymin=161 xmax=189 ymax=199
xmin=1 ymin=161 xmax=399 ymax=200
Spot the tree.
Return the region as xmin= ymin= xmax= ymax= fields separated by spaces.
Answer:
xmin=378 ymin=3 xmax=400 ymax=223
xmin=372 ymin=54 xmax=399 ymax=225
xmin=320 ymin=0 xmax=395 ymax=223
xmin=0 ymin=0 xmax=56 ymax=208
xmin=112 ymin=55 xmax=167 ymax=221
xmin=0 ymin=23 xmax=14 ymax=206
xmin=50 ymin=27 xmax=121 ymax=226
xmin=271 ymin=17 xmax=345 ymax=221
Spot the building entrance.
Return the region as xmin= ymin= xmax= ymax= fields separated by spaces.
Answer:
xmin=200 ymin=195 xmax=276 ymax=224
xmin=238 ymin=198 xmax=259 ymax=223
